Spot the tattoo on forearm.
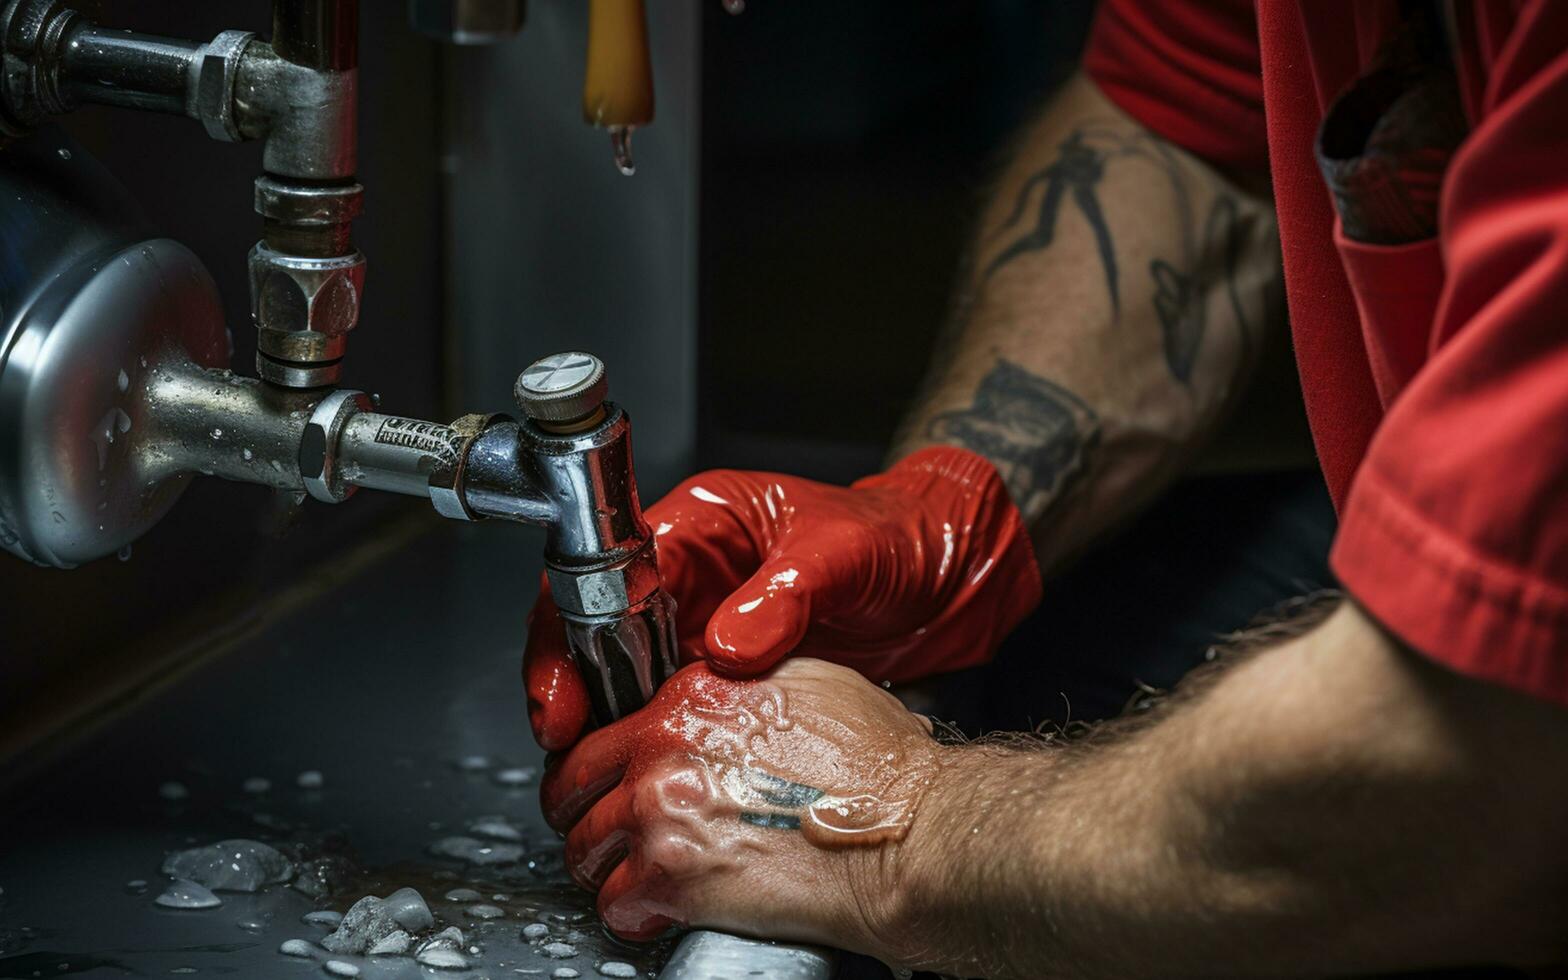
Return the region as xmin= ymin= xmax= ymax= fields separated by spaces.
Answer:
xmin=984 ymin=121 xmax=1256 ymax=384
xmin=986 ymin=131 xmax=1120 ymax=313
xmin=1151 ymin=196 xmax=1253 ymax=383
xmin=738 ymin=770 xmax=825 ymax=833
xmin=925 ymin=359 xmax=1100 ymax=517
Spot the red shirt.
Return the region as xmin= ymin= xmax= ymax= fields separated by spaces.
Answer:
xmin=1085 ymin=1 xmax=1568 ymax=704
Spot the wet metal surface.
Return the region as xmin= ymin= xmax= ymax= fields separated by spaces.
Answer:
xmin=0 ymin=520 xmax=671 ymax=979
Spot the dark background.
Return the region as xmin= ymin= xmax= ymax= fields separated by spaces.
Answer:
xmin=699 ymin=0 xmax=1095 ymax=466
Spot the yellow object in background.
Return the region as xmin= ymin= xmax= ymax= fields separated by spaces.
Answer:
xmin=583 ymin=0 xmax=654 ymax=126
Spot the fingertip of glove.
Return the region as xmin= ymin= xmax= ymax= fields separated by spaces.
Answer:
xmin=704 ymin=599 xmax=807 ymax=676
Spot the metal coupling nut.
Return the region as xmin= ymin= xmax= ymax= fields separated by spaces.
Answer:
xmin=192 ymin=30 xmax=254 ymax=142
xmin=299 ymin=389 xmax=370 ymax=503
xmin=249 ymin=243 xmax=366 ymax=346
xmin=548 ymin=544 xmax=663 ymax=619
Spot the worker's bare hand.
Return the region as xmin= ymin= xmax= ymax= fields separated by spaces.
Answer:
xmin=540 ymin=658 xmax=941 ymax=949
xmin=523 ymin=447 xmax=1039 ymax=751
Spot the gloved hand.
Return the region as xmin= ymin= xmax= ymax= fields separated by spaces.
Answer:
xmin=523 ymin=446 xmax=1041 ymax=751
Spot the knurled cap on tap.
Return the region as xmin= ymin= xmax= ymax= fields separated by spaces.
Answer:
xmin=514 ymin=351 xmax=608 ymax=426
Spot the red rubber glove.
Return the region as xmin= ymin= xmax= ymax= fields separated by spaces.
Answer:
xmin=523 ymin=446 xmax=1041 ymax=751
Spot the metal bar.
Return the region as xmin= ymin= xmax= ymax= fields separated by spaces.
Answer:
xmin=272 ymin=0 xmax=359 ymax=70
xmin=140 ymin=364 xmax=313 ymax=489
xmin=660 ymin=930 xmax=835 ymax=979
xmin=336 ymin=412 xmax=460 ymax=499
xmin=57 ymin=23 xmax=201 ymax=115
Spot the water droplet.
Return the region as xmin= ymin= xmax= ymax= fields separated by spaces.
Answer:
xmin=117 ymin=544 xmax=133 ymax=562
xmin=57 ymin=147 xmax=72 ymax=160
xmin=116 ymin=368 xmax=129 ymax=392
xmin=162 ymin=839 xmax=293 ymax=892
xmin=210 ymin=428 xmax=223 ymax=440
xmin=429 ymin=836 xmax=524 ymax=866
xmin=242 ymin=448 xmax=254 ymax=461
xmin=154 ymin=880 xmax=222 ymax=910
xmin=722 ymin=0 xmax=745 ymax=12
xmin=471 ymin=816 xmax=523 ymax=841
xmin=491 ymin=766 xmax=537 ymax=788
xmin=609 ymin=126 xmax=635 ymax=176
xmin=415 ymin=948 xmax=467 ymax=969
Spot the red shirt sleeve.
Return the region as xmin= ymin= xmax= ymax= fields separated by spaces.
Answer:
xmin=1331 ymin=3 xmax=1568 ymax=705
xmin=1082 ymin=0 xmax=1268 ymax=176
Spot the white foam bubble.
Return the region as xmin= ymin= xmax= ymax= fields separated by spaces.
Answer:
xmin=415 ymin=948 xmax=468 ymax=969
xmin=161 ymin=839 xmax=293 ymax=892
xmin=155 ymin=880 xmax=222 ymax=910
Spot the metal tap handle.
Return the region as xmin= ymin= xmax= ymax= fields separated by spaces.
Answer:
xmin=514 ymin=350 xmax=608 ymax=427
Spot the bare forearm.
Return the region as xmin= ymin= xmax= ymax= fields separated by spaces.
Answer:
xmin=886 ymin=603 xmax=1568 ymax=978
xmin=892 ymin=73 xmax=1281 ymax=572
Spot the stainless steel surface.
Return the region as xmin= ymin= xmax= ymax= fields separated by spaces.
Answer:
xmin=336 ymin=412 xmax=463 ymax=499
xmin=58 ymin=23 xmax=202 ymax=114
xmin=465 ymin=407 xmax=648 ymax=565
xmin=514 ymin=351 xmax=608 ymax=425
xmin=0 ymin=131 xmax=226 ymax=567
xmin=140 ymin=363 xmax=314 ymax=492
xmin=409 ymin=0 xmax=524 ymax=44
xmin=255 ymin=174 xmax=365 ymax=227
xmin=272 ymin=0 xmax=359 ymax=72
xmin=662 ymin=930 xmax=835 ymax=980
xmin=232 ymin=40 xmax=358 ymax=180
xmin=445 ymin=0 xmax=698 ymax=482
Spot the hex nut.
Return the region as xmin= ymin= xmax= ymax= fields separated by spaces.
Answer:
xmin=249 ymin=243 xmax=366 ymax=348
xmin=299 ymin=390 xmax=371 ymax=503
xmin=547 ymin=548 xmax=662 ymax=618
xmin=193 ymin=31 xmax=254 ymax=142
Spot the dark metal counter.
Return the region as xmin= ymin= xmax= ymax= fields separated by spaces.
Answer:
xmin=0 ymin=518 xmax=671 ymax=979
